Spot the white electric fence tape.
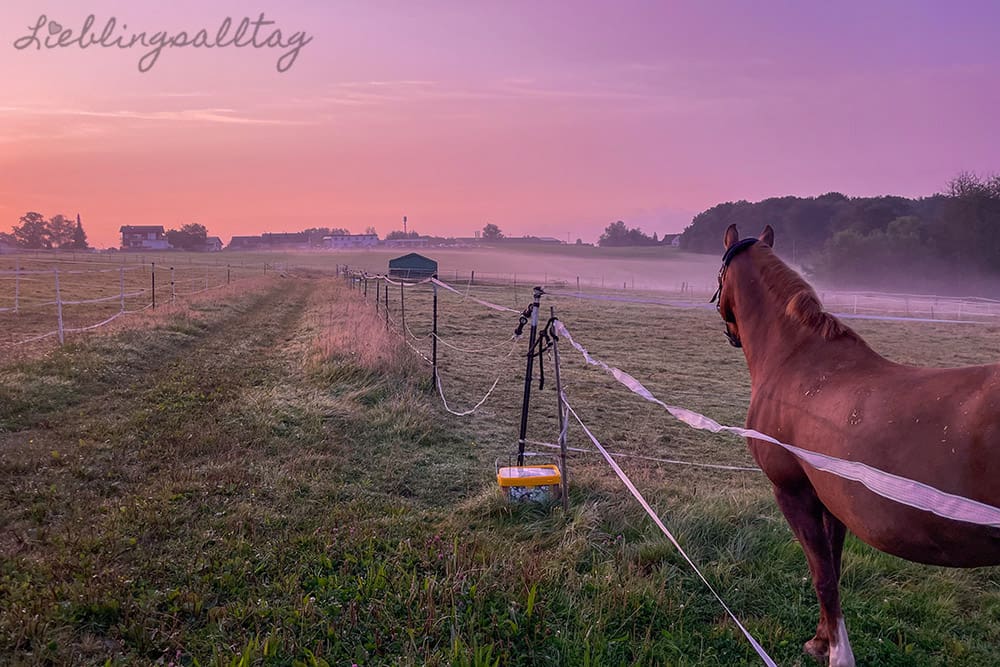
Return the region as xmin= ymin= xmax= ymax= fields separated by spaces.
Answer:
xmin=554 ymin=321 xmax=1000 ymax=528
xmin=404 ymin=319 xmax=431 ymax=341
xmin=62 ymin=291 xmax=145 ymax=306
xmin=433 ymin=341 xmax=519 ymax=416
xmin=523 ymin=439 xmax=761 ymax=472
xmin=562 ymin=398 xmax=778 ymax=667
xmin=382 ymin=274 xmax=435 ymax=287
xmin=436 ymin=372 xmax=502 ymax=417
xmin=432 ymin=332 xmax=518 ymax=354
xmin=545 ymin=290 xmax=990 ymax=326
xmin=432 ymin=278 xmax=520 ymax=313
xmin=62 ymin=312 xmax=124 ymax=333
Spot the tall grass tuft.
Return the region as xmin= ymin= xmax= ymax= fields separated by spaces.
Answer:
xmin=308 ymin=282 xmax=424 ymax=380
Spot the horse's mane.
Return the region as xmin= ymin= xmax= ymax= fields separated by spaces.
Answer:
xmin=753 ymin=246 xmax=864 ymax=343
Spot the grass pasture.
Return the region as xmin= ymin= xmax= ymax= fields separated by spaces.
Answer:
xmin=0 ymin=255 xmax=278 ymax=350
xmin=0 ymin=255 xmax=999 ymax=665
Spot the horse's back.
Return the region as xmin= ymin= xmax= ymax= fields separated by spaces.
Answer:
xmin=750 ymin=356 xmax=1000 ymax=567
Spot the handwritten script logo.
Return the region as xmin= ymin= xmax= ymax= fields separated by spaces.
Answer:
xmin=13 ymin=13 xmax=313 ymax=73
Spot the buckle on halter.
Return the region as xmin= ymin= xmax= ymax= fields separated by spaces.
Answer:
xmin=724 ymin=328 xmax=742 ymax=348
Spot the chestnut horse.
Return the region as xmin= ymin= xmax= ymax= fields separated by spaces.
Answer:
xmin=713 ymin=224 xmax=1000 ymax=666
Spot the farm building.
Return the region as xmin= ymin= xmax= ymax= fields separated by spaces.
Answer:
xmin=324 ymin=233 xmax=378 ymax=249
xmin=384 ymin=236 xmax=432 ymax=248
xmin=204 ymin=236 xmax=223 ymax=252
xmin=120 ymin=225 xmax=170 ymax=250
xmin=388 ymin=253 xmax=438 ymax=280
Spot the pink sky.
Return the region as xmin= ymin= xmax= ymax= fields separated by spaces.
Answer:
xmin=1 ymin=0 xmax=998 ymax=248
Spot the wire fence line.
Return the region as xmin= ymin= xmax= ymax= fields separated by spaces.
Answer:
xmin=339 ymin=269 xmax=1000 ymax=665
xmin=0 ymin=261 xmax=273 ymax=348
xmin=339 ymin=270 xmax=782 ymax=661
xmin=354 ymin=270 xmax=1000 ymax=526
xmin=337 ymin=263 xmax=1000 ymax=325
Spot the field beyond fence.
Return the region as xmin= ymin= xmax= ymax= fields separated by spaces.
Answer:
xmin=1 ymin=256 xmax=999 ymax=664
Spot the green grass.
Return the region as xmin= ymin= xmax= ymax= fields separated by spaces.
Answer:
xmin=0 ymin=275 xmax=997 ymax=665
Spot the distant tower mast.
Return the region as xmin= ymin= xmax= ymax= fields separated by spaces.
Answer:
xmin=403 ymin=215 xmax=407 ymax=235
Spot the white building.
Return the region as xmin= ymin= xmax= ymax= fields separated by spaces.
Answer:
xmin=120 ymin=225 xmax=171 ymax=250
xmin=324 ymin=233 xmax=378 ymax=249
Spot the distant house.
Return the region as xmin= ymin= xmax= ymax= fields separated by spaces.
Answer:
xmin=661 ymin=234 xmax=681 ymax=247
xmin=388 ymin=253 xmax=438 ymax=280
xmin=204 ymin=236 xmax=223 ymax=252
xmin=324 ymin=233 xmax=378 ymax=249
xmin=261 ymin=232 xmax=310 ymax=249
xmin=227 ymin=233 xmax=310 ymax=250
xmin=227 ymin=236 xmax=263 ymax=250
xmin=493 ymin=236 xmax=562 ymax=245
xmin=384 ymin=236 xmax=431 ymax=248
xmin=120 ymin=225 xmax=170 ymax=250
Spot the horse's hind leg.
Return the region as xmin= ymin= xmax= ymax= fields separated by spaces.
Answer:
xmin=773 ymin=486 xmax=855 ymax=667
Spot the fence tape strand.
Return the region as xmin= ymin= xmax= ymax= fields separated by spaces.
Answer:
xmin=432 ymin=278 xmax=520 ymax=313
xmin=563 ymin=397 xmax=778 ymax=667
xmin=522 ymin=439 xmax=761 ymax=472
xmin=553 ymin=321 xmax=1000 ymax=528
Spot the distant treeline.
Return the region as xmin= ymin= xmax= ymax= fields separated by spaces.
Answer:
xmin=679 ymin=173 xmax=1000 ymax=291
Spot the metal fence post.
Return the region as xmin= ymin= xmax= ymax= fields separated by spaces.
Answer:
xmin=13 ymin=257 xmax=20 ymax=314
xmin=54 ymin=268 xmax=64 ymax=345
xmin=551 ymin=305 xmax=568 ymax=511
xmin=432 ymin=275 xmax=438 ymax=388
xmin=151 ymin=262 xmax=156 ymax=309
xmin=517 ymin=286 xmax=544 ymax=466
xmin=400 ymin=281 xmax=405 ymax=334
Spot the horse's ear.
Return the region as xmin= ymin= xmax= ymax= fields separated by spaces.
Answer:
xmin=759 ymin=225 xmax=774 ymax=248
xmin=723 ymin=224 xmax=739 ymax=250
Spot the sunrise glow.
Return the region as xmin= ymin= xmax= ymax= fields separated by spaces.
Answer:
xmin=1 ymin=0 xmax=998 ymax=248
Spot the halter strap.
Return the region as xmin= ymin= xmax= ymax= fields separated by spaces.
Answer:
xmin=710 ymin=238 xmax=758 ymax=304
xmin=721 ymin=237 xmax=758 ymax=267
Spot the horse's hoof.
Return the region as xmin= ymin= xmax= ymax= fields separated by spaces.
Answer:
xmin=804 ymin=637 xmax=830 ymax=659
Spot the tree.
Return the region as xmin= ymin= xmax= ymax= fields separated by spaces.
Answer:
xmin=938 ymin=171 xmax=1000 ymax=270
xmin=68 ymin=215 xmax=89 ymax=249
xmin=48 ymin=214 xmax=76 ymax=248
xmin=598 ymin=220 xmax=657 ymax=247
xmin=166 ymin=223 xmax=209 ymax=251
xmin=365 ymin=226 xmax=378 ymax=236
xmin=599 ymin=220 xmax=629 ymax=246
xmin=12 ymin=212 xmax=51 ymax=248
xmin=482 ymin=223 xmax=503 ymax=240
xmin=386 ymin=230 xmax=420 ymax=240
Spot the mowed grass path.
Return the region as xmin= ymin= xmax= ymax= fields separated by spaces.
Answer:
xmin=1 ymin=277 xmax=998 ymax=665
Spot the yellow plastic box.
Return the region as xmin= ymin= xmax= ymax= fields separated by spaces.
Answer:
xmin=497 ymin=464 xmax=562 ymax=502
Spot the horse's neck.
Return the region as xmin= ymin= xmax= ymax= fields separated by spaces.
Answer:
xmin=733 ymin=271 xmax=865 ymax=379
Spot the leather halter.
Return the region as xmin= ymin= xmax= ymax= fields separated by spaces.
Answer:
xmin=710 ymin=238 xmax=757 ymax=347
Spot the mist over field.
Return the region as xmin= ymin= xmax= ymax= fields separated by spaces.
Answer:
xmin=315 ymin=246 xmax=723 ymax=293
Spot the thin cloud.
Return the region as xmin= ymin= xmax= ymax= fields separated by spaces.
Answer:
xmin=0 ymin=105 xmax=311 ymax=126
